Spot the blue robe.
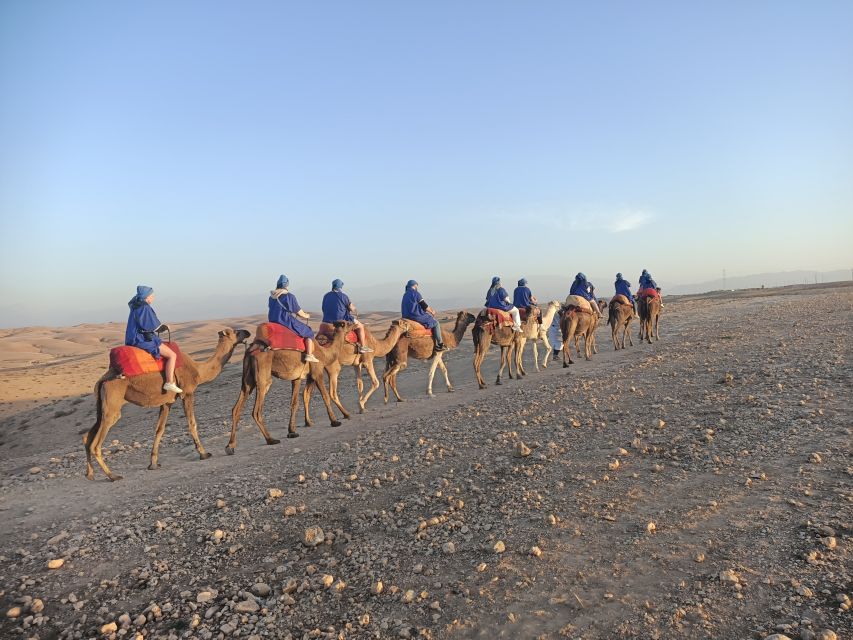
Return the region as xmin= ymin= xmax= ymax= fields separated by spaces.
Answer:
xmin=401 ymin=288 xmax=436 ymax=328
xmin=615 ymin=278 xmax=634 ymax=301
xmin=486 ymin=286 xmax=512 ymax=311
xmin=268 ymin=292 xmax=314 ymax=339
xmin=125 ymin=301 xmax=163 ymax=358
xmin=321 ymin=291 xmax=354 ymax=323
xmin=570 ymin=279 xmax=593 ymax=301
xmin=639 ymin=274 xmax=658 ymax=290
xmin=513 ymin=286 xmax=534 ymax=308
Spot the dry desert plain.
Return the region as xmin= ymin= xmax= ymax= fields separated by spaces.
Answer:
xmin=0 ymin=283 xmax=850 ymax=640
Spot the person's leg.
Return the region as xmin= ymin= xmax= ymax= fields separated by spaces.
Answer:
xmin=431 ymin=323 xmax=445 ymax=348
xmin=304 ymin=338 xmax=319 ymax=362
xmin=509 ymin=306 xmax=521 ymax=330
xmin=353 ymin=319 xmax=373 ymax=353
xmin=159 ymin=344 xmax=177 ymax=383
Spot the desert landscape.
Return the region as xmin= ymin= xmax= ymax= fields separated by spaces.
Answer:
xmin=0 ymin=283 xmax=850 ymax=640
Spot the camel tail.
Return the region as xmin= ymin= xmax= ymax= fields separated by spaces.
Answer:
xmin=85 ymin=375 xmax=108 ymax=446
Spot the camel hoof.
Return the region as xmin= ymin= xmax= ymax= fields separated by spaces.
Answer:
xmin=147 ymin=463 xmax=161 ymax=470
xmin=85 ymin=471 xmax=94 ymax=481
xmin=447 ymin=388 xmax=454 ymax=393
xmin=200 ymin=452 xmax=212 ymax=460
xmin=330 ymin=421 xmax=342 ymax=428
xmin=396 ymin=397 xmax=406 ymax=403
xmin=563 ymin=363 xmax=568 ymax=368
xmin=267 ymin=438 xmax=282 ymax=445
xmin=108 ymin=474 xmax=123 ymax=482
xmin=496 ymin=380 xmax=502 ymax=385
xmin=286 ymin=433 xmax=299 ymax=439
xmin=225 ymin=446 xmax=235 ymax=456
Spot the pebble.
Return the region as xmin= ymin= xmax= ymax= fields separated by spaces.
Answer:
xmin=251 ymin=583 xmax=271 ymax=597
xmin=763 ymin=635 xmax=792 ymax=640
xmin=820 ymin=537 xmax=836 ymax=550
xmin=211 ymin=529 xmax=225 ymax=542
xmin=493 ymin=540 xmax=506 ymax=553
xmin=101 ymin=621 xmax=118 ymax=634
xmin=30 ymin=599 xmax=44 ymax=614
xmin=515 ymin=442 xmax=531 ymax=458
xmin=809 ymin=452 xmax=822 ymax=464
xmin=47 ymin=558 xmax=65 ymax=569
xmin=371 ymin=581 xmax=384 ymax=595
xmin=530 ymin=546 xmax=542 ymax=557
xmin=815 ymin=631 xmax=837 ymax=640
xmin=29 ymin=467 xmax=42 ymax=474
xmin=6 ymin=606 xmax=22 ymax=618
xmin=646 ymin=522 xmax=656 ymax=534
xmin=283 ymin=505 xmax=298 ymax=517
xmin=719 ymin=569 xmax=740 ymax=584
xmin=442 ymin=542 xmax=456 ymax=554
xmin=477 ymin=563 xmax=487 ymax=572
xmin=197 ymin=591 xmax=214 ymax=603
xmin=402 ymin=589 xmax=415 ymax=604
xmin=303 ymin=526 xmax=325 ymax=547
xmin=360 ymin=613 xmax=370 ymax=626
xmin=268 ymin=488 xmax=283 ymax=499
xmin=233 ymin=599 xmax=260 ymax=613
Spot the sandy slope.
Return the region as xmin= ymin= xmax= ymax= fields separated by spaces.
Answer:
xmin=0 ymin=286 xmax=850 ymax=639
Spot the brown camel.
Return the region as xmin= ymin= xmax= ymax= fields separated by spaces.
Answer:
xmin=226 ymin=324 xmax=346 ymax=454
xmin=607 ymin=294 xmax=634 ymax=350
xmin=560 ymin=306 xmax=597 ymax=367
xmin=638 ymin=294 xmax=661 ymax=343
xmin=514 ymin=300 xmax=561 ymax=375
xmin=383 ymin=311 xmax=476 ymax=401
xmin=83 ymin=328 xmax=251 ymax=481
xmin=319 ymin=319 xmax=410 ymax=414
xmin=472 ymin=311 xmax=519 ymax=389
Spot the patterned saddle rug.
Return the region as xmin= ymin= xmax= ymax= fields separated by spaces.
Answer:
xmin=316 ymin=322 xmax=358 ymax=346
xmin=109 ymin=342 xmax=183 ymax=377
xmin=255 ymin=322 xmax=306 ymax=352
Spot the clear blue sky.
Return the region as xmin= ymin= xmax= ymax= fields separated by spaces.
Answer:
xmin=1 ymin=1 xmax=851 ymax=326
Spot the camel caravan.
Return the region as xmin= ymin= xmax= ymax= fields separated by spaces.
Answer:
xmin=84 ymin=272 xmax=664 ymax=480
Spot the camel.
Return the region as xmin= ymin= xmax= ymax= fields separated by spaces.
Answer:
xmin=560 ymin=306 xmax=598 ymax=367
xmin=513 ymin=301 xmax=561 ymax=375
xmin=472 ymin=311 xmax=519 ymax=389
xmin=319 ymin=319 xmax=410 ymax=414
xmin=638 ymin=294 xmax=661 ymax=343
xmin=83 ymin=328 xmax=251 ymax=481
xmin=226 ymin=324 xmax=347 ymax=454
xmin=607 ymin=294 xmax=634 ymax=350
xmin=383 ymin=311 xmax=476 ymax=401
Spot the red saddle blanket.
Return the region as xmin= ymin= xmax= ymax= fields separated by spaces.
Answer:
xmin=637 ymin=288 xmax=660 ymax=299
xmin=486 ymin=308 xmax=514 ymax=325
xmin=518 ymin=307 xmax=541 ymax=322
xmin=109 ymin=342 xmax=183 ymax=377
xmin=256 ymin=323 xmax=306 ymax=351
xmin=316 ymin=322 xmax=358 ymax=346
xmin=405 ymin=320 xmax=433 ymax=338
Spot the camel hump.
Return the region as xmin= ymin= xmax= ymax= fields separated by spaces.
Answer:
xmin=564 ymin=295 xmax=592 ymax=313
xmin=612 ymin=294 xmax=630 ymax=306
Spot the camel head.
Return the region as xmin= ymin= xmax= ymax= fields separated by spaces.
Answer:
xmin=218 ymin=327 xmax=252 ymax=345
xmin=457 ymin=310 xmax=476 ymax=326
xmin=547 ymin=300 xmax=561 ymax=312
xmin=391 ymin=318 xmax=411 ymax=332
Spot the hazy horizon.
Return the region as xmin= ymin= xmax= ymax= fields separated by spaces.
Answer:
xmin=2 ymin=2 xmax=852 ymax=328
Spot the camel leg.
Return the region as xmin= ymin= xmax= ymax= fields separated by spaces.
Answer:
xmin=539 ymin=331 xmax=552 ymax=369
xmin=307 ymin=366 xmax=341 ymax=427
xmin=496 ymin=345 xmax=507 ymax=385
xmin=436 ymin=356 xmax=453 ymax=393
xmin=473 ymin=334 xmax=489 ymax=389
xmin=287 ymin=378 xmax=303 ymax=437
xmin=354 ymin=364 xmax=366 ymax=412
xmin=653 ymin=313 xmax=660 ymax=341
xmin=427 ymin=356 xmax=440 ymax=396
xmin=249 ymin=373 xmax=280 ymax=446
xmin=626 ymin=320 xmax=634 ymax=347
xmin=181 ymin=394 xmax=212 ymax=461
xmin=327 ymin=368 xmax=351 ymax=420
xmin=358 ymin=359 xmax=380 ymax=411
xmin=88 ymin=407 xmax=123 ymax=482
xmin=148 ymin=403 xmax=172 ymax=470
xmin=531 ymin=338 xmax=540 ymax=373
xmin=383 ymin=363 xmax=404 ymax=403
xmin=227 ymin=354 xmax=257 ymax=454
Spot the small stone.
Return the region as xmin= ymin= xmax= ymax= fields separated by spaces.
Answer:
xmin=118 ymin=613 xmax=131 ymax=626
xmin=321 ymin=574 xmax=334 ymax=588
xmin=233 ymin=599 xmax=259 ymax=613
xmin=820 ymin=537 xmax=837 ymax=550
xmin=30 ymin=599 xmax=44 ymax=614
xmin=279 ymin=593 xmax=296 ymax=606
xmin=530 ymin=546 xmax=542 ymax=557
xmin=515 ymin=442 xmax=531 ymax=458
xmin=402 ymin=589 xmax=415 ymax=603
xmin=360 ymin=613 xmax=370 ymax=626
xmin=371 ymin=581 xmax=384 ymax=595
xmin=251 ymin=583 xmax=271 ymax=597
xmin=196 ymin=591 xmax=214 ymax=603
xmin=215 ymin=499 xmax=226 ymax=509
xmin=101 ymin=622 xmax=118 ymax=634
xmin=493 ymin=540 xmax=506 ymax=553
xmin=797 ymin=585 xmax=814 ymax=597
xmin=442 ymin=542 xmax=456 ymax=554
xmin=476 ymin=562 xmax=487 ymax=572
xmin=283 ymin=505 xmax=298 ymax=517
xmin=303 ymin=526 xmax=325 ymax=547
xmin=809 ymin=452 xmax=822 ymax=464
xmin=333 ymin=580 xmax=346 ymax=592
xmin=268 ymin=488 xmax=283 ymax=499
xmin=48 ymin=558 xmax=65 ymax=569
xmin=815 ymin=630 xmax=837 ymax=640
xmin=657 ymin=419 xmax=666 ymax=429
xmin=6 ymin=607 xmax=22 ymax=619
xmin=29 ymin=467 xmax=42 ymax=474
xmin=608 ymin=459 xmax=620 ymax=470
xmin=211 ymin=529 xmax=225 ymax=542
xmin=646 ymin=522 xmax=656 ymax=534
xmin=694 ymin=553 xmax=705 ymax=563
xmin=134 ymin=614 xmax=146 ymax=625
xmin=762 ymin=635 xmax=792 ymax=640
xmin=719 ymin=569 xmax=740 ymax=584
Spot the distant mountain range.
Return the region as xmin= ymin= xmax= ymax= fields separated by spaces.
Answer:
xmin=2 ymin=270 xmax=850 ymax=328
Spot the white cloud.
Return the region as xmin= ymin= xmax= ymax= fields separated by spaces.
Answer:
xmin=607 ymin=209 xmax=653 ymax=233
xmin=500 ymin=206 xmax=655 ymax=234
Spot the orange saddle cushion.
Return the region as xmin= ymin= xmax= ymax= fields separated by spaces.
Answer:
xmin=109 ymin=342 xmax=183 ymax=377
xmin=316 ymin=322 xmax=358 ymax=346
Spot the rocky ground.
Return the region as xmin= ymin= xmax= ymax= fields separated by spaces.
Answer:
xmin=0 ymin=285 xmax=850 ymax=640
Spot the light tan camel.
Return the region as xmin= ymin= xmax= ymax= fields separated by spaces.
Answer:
xmin=83 ymin=328 xmax=251 ymax=481
xmin=560 ymin=306 xmax=598 ymax=367
xmin=383 ymin=311 xmax=476 ymax=401
xmin=319 ymin=319 xmax=410 ymax=414
xmin=514 ymin=301 xmax=561 ymax=375
xmin=472 ymin=311 xmax=519 ymax=389
xmin=638 ymin=294 xmax=661 ymax=343
xmin=607 ymin=294 xmax=634 ymax=350
xmin=226 ymin=324 xmax=346 ymax=454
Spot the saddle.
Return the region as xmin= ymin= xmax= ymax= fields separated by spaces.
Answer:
xmin=109 ymin=342 xmax=183 ymax=377
xmin=518 ymin=306 xmax=542 ymax=323
xmin=254 ymin=322 xmax=306 ymax=352
xmin=476 ymin=308 xmax=514 ymax=334
xmin=404 ymin=320 xmax=433 ymax=339
xmin=637 ymin=288 xmax=659 ymax=299
xmin=316 ymin=322 xmax=358 ymax=346
xmin=611 ymin=294 xmax=631 ymax=306
xmin=564 ymin=295 xmax=594 ymax=313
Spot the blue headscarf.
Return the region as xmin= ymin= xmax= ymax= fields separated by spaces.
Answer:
xmin=487 ymin=276 xmax=502 ymax=299
xmin=518 ymin=278 xmax=528 ymax=287
xmin=332 ymin=278 xmax=344 ymax=291
xmin=128 ymin=285 xmax=153 ymax=308
xmin=276 ymin=274 xmax=289 ymax=289
xmin=405 ymin=279 xmax=418 ymax=290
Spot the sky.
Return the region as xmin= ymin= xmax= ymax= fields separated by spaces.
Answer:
xmin=1 ymin=1 xmax=852 ymax=327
